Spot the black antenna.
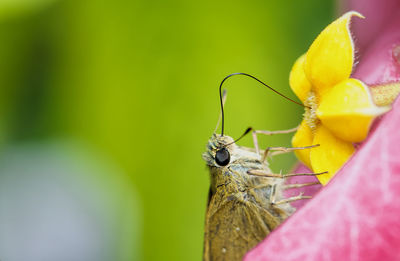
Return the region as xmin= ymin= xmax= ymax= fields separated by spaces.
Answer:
xmin=219 ymin=72 xmax=308 ymax=136
xmin=224 ymin=127 xmax=253 ymax=147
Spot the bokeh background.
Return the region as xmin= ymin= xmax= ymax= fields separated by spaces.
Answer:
xmin=0 ymin=0 xmax=334 ymax=260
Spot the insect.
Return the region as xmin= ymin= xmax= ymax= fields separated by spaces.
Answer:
xmin=202 ymin=73 xmax=325 ymax=261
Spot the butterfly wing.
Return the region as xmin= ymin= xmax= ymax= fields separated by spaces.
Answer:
xmin=203 ymin=189 xmax=282 ymax=261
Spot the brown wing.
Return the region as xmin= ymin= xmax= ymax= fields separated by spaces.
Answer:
xmin=203 ymin=190 xmax=282 ymax=261
xmin=207 ymin=187 xmax=213 ymax=207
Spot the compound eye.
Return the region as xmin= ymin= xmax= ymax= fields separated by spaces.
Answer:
xmin=215 ymin=148 xmax=230 ymax=166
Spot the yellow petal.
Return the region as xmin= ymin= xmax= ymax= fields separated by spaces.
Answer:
xmin=310 ymin=125 xmax=355 ymax=185
xmin=304 ymin=11 xmax=364 ymax=97
xmin=289 ymin=54 xmax=312 ymax=102
xmin=317 ymin=78 xmax=390 ymax=142
xmin=292 ymin=120 xmax=314 ymax=169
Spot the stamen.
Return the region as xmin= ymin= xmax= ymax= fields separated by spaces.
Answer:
xmin=304 ymin=91 xmax=319 ymax=132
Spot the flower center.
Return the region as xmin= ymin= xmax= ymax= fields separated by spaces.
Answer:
xmin=304 ymin=91 xmax=319 ymax=132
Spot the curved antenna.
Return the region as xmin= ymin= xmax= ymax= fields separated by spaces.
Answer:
xmin=219 ymin=72 xmax=308 ymax=136
xmin=224 ymin=127 xmax=253 ymax=147
xmin=214 ymin=89 xmax=227 ymax=133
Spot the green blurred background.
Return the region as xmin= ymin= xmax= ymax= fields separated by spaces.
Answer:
xmin=0 ymin=0 xmax=334 ymax=260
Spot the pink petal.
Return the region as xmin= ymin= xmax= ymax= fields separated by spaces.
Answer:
xmin=341 ymin=1 xmax=400 ymax=84
xmin=352 ymin=10 xmax=400 ymax=85
xmin=339 ymin=0 xmax=400 ymax=59
xmin=245 ymin=96 xmax=400 ymax=260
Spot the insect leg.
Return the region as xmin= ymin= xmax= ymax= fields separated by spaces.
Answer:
xmin=247 ymin=169 xmax=328 ymax=178
xmin=271 ymin=192 xmax=312 ymax=205
xmin=282 ymin=182 xmax=320 ymax=189
xmin=262 ymin=144 xmax=319 ymax=162
xmin=249 ymin=179 xmax=320 ymax=190
xmin=269 ymin=184 xmax=312 ymax=205
xmin=270 ymin=184 xmax=277 ymax=204
xmin=251 ymin=126 xmax=298 ymax=155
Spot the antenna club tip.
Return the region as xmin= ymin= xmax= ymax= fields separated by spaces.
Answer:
xmin=244 ymin=127 xmax=253 ymax=134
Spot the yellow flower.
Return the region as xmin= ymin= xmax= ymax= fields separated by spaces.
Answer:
xmin=290 ymin=11 xmax=390 ymax=185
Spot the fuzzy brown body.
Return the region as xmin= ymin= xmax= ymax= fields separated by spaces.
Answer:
xmin=202 ymin=134 xmax=294 ymax=261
